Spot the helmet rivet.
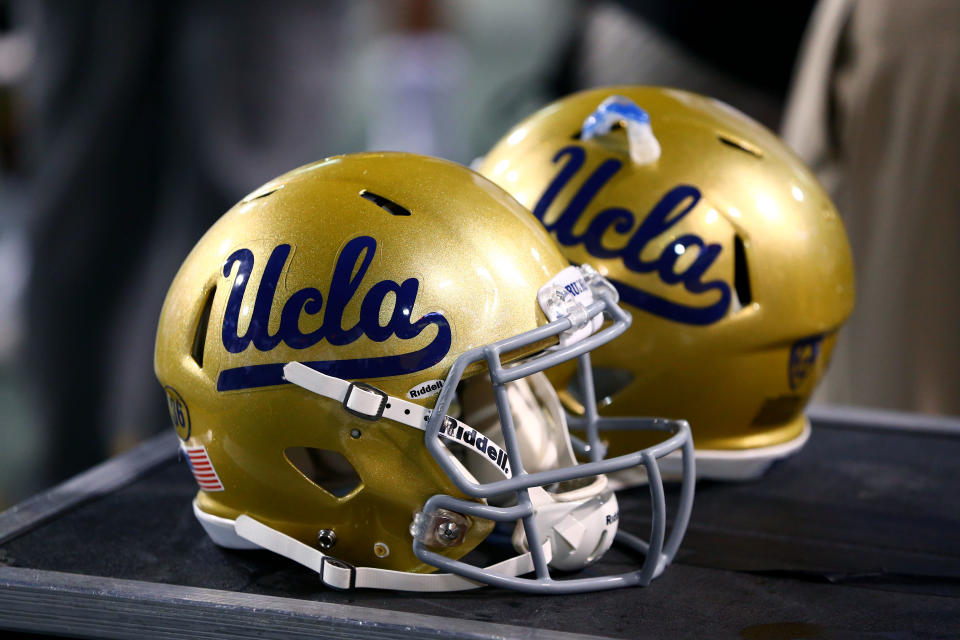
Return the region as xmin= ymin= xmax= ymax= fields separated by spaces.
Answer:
xmin=437 ymin=521 xmax=460 ymax=543
xmin=317 ymin=529 xmax=337 ymax=550
xmin=373 ymin=542 xmax=390 ymax=558
xmin=350 ymin=429 xmax=361 ymax=439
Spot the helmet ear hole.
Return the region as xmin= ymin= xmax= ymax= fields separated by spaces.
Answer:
xmin=284 ymin=447 xmax=362 ymax=499
xmin=191 ymin=286 xmax=216 ymax=368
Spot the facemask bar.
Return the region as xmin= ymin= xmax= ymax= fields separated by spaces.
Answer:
xmin=416 ymin=286 xmax=695 ymax=594
xmin=564 ymin=352 xmax=696 ymax=564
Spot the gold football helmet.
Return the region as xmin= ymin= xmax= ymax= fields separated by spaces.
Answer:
xmin=155 ymin=152 xmax=694 ymax=593
xmin=479 ymin=87 xmax=855 ymax=481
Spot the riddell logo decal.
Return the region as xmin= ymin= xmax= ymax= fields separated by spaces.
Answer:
xmin=438 ymin=417 xmax=511 ymax=477
xmin=562 ymin=279 xmax=586 ymax=296
xmin=606 ymin=512 xmax=619 ymax=526
xmin=407 ymin=379 xmax=444 ymax=399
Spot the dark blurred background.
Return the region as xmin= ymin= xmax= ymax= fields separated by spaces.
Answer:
xmin=0 ymin=0 xmax=957 ymax=508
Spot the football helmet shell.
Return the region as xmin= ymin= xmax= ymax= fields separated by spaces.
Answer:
xmin=155 ymin=152 xmax=693 ymax=592
xmin=480 ymin=87 xmax=855 ymax=479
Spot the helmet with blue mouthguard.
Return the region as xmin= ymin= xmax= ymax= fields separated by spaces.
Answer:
xmin=480 ymin=87 xmax=855 ymax=482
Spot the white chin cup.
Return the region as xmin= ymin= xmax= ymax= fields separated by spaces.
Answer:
xmin=512 ymin=479 xmax=619 ymax=571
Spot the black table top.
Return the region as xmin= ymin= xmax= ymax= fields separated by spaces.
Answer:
xmin=1 ymin=408 xmax=958 ymax=639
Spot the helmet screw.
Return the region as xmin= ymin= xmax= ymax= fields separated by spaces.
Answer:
xmin=317 ymin=529 xmax=337 ymax=550
xmin=437 ymin=521 xmax=460 ymax=543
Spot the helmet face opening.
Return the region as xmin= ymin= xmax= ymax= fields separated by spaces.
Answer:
xmin=479 ymin=87 xmax=855 ymax=480
xmin=156 ymin=152 xmax=694 ymax=593
xmin=275 ymin=262 xmax=694 ymax=593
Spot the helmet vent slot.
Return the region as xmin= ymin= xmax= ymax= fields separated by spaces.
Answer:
xmin=718 ymin=135 xmax=763 ymax=158
xmin=191 ymin=285 xmax=216 ymax=368
xmin=733 ymin=235 xmax=752 ymax=308
xmin=359 ymin=190 xmax=411 ymax=216
xmin=571 ymin=121 xmax=624 ymax=140
xmin=285 ymin=447 xmax=362 ymax=499
xmin=241 ymin=185 xmax=283 ymax=203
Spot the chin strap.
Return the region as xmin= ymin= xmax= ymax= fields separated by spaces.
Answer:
xmin=283 ymin=362 xmax=511 ymax=478
xmin=235 ymin=514 xmax=551 ymax=592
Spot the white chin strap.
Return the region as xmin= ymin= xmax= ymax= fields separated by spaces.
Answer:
xmin=282 ymin=362 xmax=511 ymax=479
xmin=233 ymin=514 xmax=552 ymax=592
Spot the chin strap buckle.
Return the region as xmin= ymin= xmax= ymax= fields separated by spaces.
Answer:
xmin=319 ymin=555 xmax=357 ymax=590
xmin=342 ymin=382 xmax=388 ymax=421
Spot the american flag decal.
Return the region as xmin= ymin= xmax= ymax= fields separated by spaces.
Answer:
xmin=182 ymin=445 xmax=224 ymax=492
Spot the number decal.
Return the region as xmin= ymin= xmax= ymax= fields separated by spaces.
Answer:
xmin=164 ymin=386 xmax=192 ymax=441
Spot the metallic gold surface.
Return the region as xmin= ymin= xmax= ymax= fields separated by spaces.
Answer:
xmin=155 ymin=152 xmax=570 ymax=573
xmin=480 ymin=86 xmax=855 ymax=455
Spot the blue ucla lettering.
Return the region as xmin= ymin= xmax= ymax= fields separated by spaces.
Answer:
xmin=216 ymin=236 xmax=451 ymax=391
xmin=360 ymin=278 xmax=424 ymax=342
xmin=533 ymin=145 xmax=731 ymax=325
xmin=222 ymin=245 xmax=288 ymax=353
xmin=322 ymin=236 xmax=375 ymax=346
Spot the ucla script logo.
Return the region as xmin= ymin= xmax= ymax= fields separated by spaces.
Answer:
xmin=216 ymin=236 xmax=451 ymax=392
xmin=534 ymin=145 xmax=731 ymax=325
